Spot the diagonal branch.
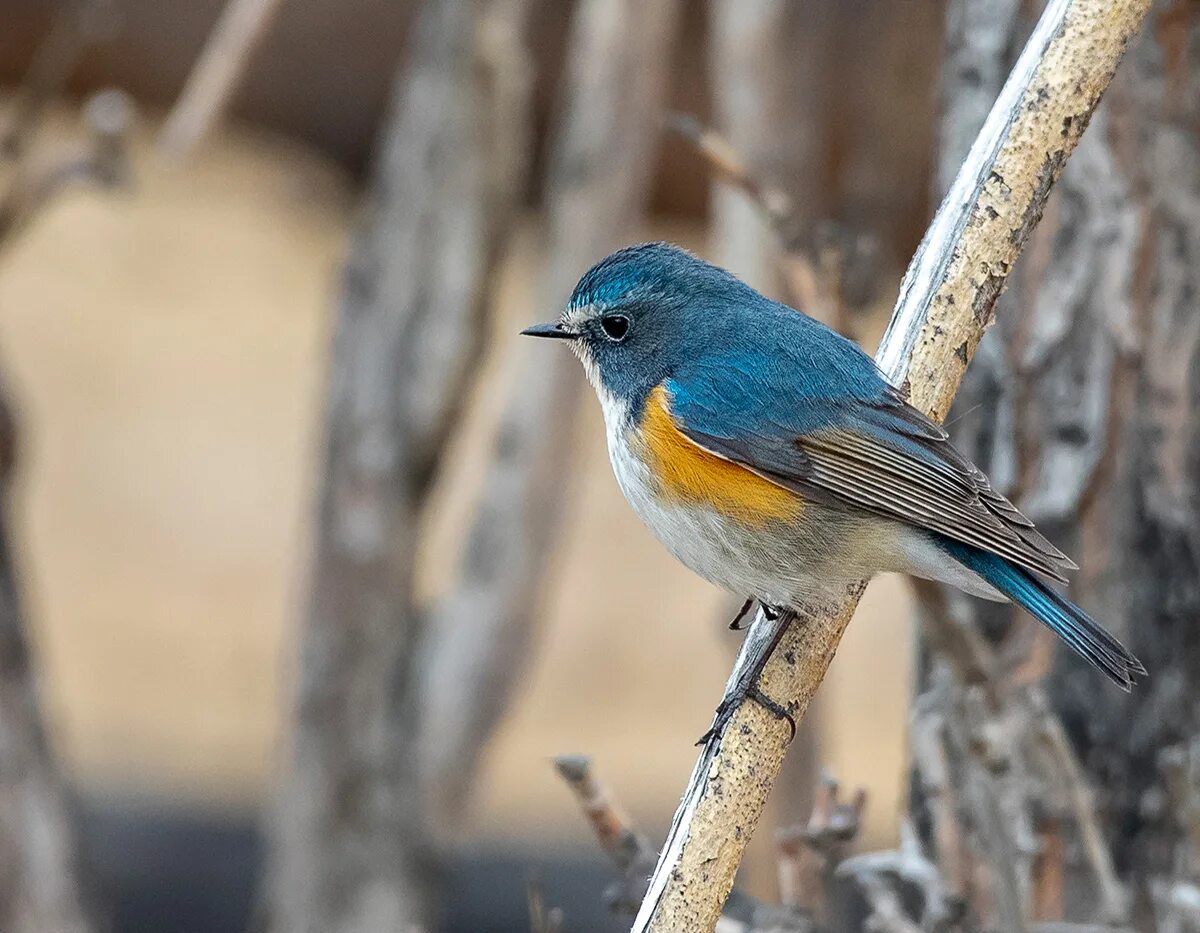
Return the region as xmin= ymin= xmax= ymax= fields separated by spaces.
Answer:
xmin=157 ymin=0 xmax=286 ymax=158
xmin=632 ymin=2 xmax=1151 ymax=930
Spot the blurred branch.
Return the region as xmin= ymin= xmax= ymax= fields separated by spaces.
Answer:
xmin=415 ymin=0 xmax=680 ymax=833
xmin=556 ymin=754 xmax=813 ymax=932
xmin=552 ymin=755 xmax=657 ymax=913
xmin=776 ymin=772 xmax=866 ymax=925
xmin=526 ymin=875 xmax=565 ymax=933
xmin=665 ymin=112 xmax=877 ymax=334
xmin=269 ymin=0 xmax=681 ymax=928
xmin=157 ymin=0 xmax=286 ymax=159
xmin=838 ymin=824 xmax=955 ymax=931
xmin=633 ymin=2 xmax=1150 ymax=930
xmin=263 ymin=0 xmax=533 ymax=928
xmin=0 ymin=89 xmax=134 ymax=251
xmin=0 ymin=0 xmax=119 ymax=159
xmin=1034 ymin=690 xmax=1128 ymax=921
xmin=0 ymin=390 xmax=95 ymax=932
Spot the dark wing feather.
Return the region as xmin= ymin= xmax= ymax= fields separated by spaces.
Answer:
xmin=672 ymin=383 xmax=1075 ymax=584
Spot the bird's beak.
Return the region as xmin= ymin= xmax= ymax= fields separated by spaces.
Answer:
xmin=521 ymin=321 xmax=577 ymax=341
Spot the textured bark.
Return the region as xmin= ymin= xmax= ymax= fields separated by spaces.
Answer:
xmin=634 ymin=2 xmax=1150 ymax=930
xmin=0 ymin=395 xmax=95 ymax=933
xmin=416 ymin=0 xmax=681 ymax=833
xmin=264 ymin=1 xmax=531 ymax=929
xmin=931 ymin=0 xmax=1200 ymax=926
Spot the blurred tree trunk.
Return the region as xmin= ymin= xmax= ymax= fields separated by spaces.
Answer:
xmin=927 ymin=0 xmax=1200 ymax=925
xmin=0 ymin=395 xmax=95 ymax=933
xmin=266 ymin=0 xmax=680 ymax=929
xmin=415 ymin=0 xmax=680 ymax=832
xmin=264 ymin=1 xmax=532 ymax=929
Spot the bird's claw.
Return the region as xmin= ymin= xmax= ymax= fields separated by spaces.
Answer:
xmin=695 ymin=684 xmax=797 ymax=746
xmin=728 ymin=598 xmax=756 ymax=630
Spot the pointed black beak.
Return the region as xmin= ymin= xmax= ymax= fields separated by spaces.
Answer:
xmin=521 ymin=321 xmax=577 ymax=341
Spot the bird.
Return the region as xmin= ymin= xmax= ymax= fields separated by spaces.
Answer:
xmin=522 ymin=242 xmax=1144 ymax=736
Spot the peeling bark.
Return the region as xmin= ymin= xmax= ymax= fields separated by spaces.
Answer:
xmin=924 ymin=0 xmax=1200 ymax=926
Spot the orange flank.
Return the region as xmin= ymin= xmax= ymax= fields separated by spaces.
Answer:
xmin=638 ymin=385 xmax=803 ymax=525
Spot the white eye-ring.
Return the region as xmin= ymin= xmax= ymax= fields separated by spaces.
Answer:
xmin=600 ymin=314 xmax=630 ymax=342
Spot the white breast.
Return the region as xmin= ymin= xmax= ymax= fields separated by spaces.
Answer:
xmin=596 ymin=387 xmax=792 ymax=602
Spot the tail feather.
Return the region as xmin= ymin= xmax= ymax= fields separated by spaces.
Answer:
xmin=939 ymin=538 xmax=1146 ymax=690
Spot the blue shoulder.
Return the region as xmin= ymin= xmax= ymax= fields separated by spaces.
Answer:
xmin=666 ymin=303 xmax=893 ymax=440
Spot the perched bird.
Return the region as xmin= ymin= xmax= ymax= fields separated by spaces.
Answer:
xmin=523 ymin=243 xmax=1143 ymax=727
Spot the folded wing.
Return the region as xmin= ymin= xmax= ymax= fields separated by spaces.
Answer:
xmin=665 ymin=371 xmax=1075 ymax=584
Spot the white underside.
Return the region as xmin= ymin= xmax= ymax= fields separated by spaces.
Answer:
xmin=595 ymin=385 xmax=1004 ymax=608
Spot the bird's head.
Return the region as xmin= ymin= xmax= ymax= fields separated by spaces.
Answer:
xmin=522 ymin=242 xmax=752 ymax=412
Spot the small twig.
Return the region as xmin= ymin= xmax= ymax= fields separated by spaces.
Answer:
xmin=777 ymin=771 xmax=866 ymax=924
xmin=1 ymin=0 xmax=119 ymax=159
xmin=858 ymin=873 xmax=924 ymax=933
xmin=552 ymin=755 xmax=656 ymax=912
xmin=554 ymin=755 xmax=809 ymax=931
xmin=527 ymin=875 xmax=565 ymax=933
xmin=158 ymin=0 xmax=286 ymax=159
xmin=0 ymin=89 xmax=134 ymax=251
xmin=664 ymin=112 xmax=796 ymax=240
xmin=1032 ymin=689 xmax=1129 ymax=923
xmin=838 ymin=822 xmax=955 ymax=930
xmin=664 ymin=111 xmax=875 ymax=332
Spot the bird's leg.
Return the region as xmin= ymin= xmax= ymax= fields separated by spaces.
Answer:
xmin=698 ymin=604 xmax=797 ymax=746
xmin=728 ymin=597 xmax=756 ymax=630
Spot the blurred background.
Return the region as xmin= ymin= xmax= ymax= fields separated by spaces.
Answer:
xmin=0 ymin=1 xmax=1196 ymax=932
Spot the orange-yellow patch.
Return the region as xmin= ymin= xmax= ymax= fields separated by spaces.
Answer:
xmin=638 ymin=385 xmax=802 ymax=525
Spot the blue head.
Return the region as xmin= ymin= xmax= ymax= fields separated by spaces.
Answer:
xmin=522 ymin=242 xmax=765 ymax=408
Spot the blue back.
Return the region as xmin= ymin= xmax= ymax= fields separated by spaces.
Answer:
xmin=569 ymin=243 xmax=893 ymax=428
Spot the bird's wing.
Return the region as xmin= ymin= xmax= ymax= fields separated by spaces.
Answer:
xmin=664 ymin=360 xmax=1075 ymax=583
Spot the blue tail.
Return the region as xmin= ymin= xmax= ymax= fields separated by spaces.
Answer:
xmin=938 ymin=538 xmax=1146 ymax=689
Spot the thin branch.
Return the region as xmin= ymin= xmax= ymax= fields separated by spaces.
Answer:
xmin=0 ymin=0 xmax=119 ymax=159
xmin=527 ymin=875 xmax=565 ymax=933
xmin=632 ymin=2 xmax=1150 ymax=929
xmin=664 ymin=112 xmax=797 ymax=247
xmin=553 ymin=755 xmax=657 ymax=913
xmin=554 ymin=755 xmax=810 ymax=931
xmin=1032 ymin=689 xmax=1129 ymax=922
xmin=776 ymin=771 xmax=866 ymax=925
xmin=0 ymin=89 xmax=134 ymax=251
xmin=157 ymin=0 xmax=286 ymax=159
xmin=665 ymin=112 xmax=875 ymax=332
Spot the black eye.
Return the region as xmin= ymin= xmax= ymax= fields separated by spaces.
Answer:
xmin=599 ymin=314 xmax=630 ymax=341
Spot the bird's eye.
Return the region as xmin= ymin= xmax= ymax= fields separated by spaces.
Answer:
xmin=599 ymin=314 xmax=630 ymax=342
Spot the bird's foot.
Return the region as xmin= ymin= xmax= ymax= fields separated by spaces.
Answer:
xmin=728 ymin=598 xmax=755 ymax=630
xmin=695 ymin=682 xmax=797 ymax=747
xmin=727 ymin=599 xmax=783 ymax=630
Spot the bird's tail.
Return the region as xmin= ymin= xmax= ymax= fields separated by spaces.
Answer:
xmin=938 ymin=538 xmax=1146 ymax=690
